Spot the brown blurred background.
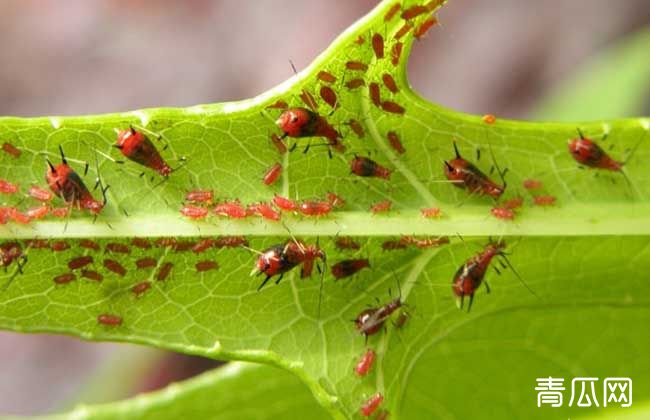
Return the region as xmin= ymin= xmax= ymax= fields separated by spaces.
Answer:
xmin=1 ymin=0 xmax=649 ymax=415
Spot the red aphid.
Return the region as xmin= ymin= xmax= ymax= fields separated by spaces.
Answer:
xmin=502 ymin=197 xmax=523 ymax=209
xmin=8 ymin=208 xmax=30 ymax=224
xmin=263 ymin=163 xmax=283 ymax=186
xmin=46 ymin=147 xmax=104 ymax=215
xmin=444 ymin=142 xmax=505 ymax=198
xmin=320 ymin=86 xmax=338 ymax=108
xmin=79 ymin=239 xmax=100 ymax=251
xmin=214 ymin=200 xmax=247 ymax=219
xmin=491 ymin=207 xmax=515 ymax=220
xmin=332 ymin=259 xmax=370 ymax=280
xmin=394 ymin=23 xmax=413 ymax=40
xmin=155 ymin=238 xmax=177 ymax=248
xmin=354 ymin=35 xmax=365 ymax=45
xmin=381 ymin=101 xmax=405 ymax=114
xmin=372 ymin=33 xmax=384 ymax=59
xmin=132 ymin=281 xmax=151 ymax=297
xmin=51 ymin=241 xmax=70 ymax=252
xmin=421 ymin=207 xmax=441 ymax=218
xmin=266 ymin=100 xmax=288 ymax=110
xmin=299 ymin=89 xmax=318 ymax=111
xmin=275 ymin=107 xmax=345 ymax=153
xmin=26 ymin=239 xmax=49 ymax=249
xmin=25 ymin=205 xmax=49 ymax=220
xmin=317 ymin=70 xmax=337 ymax=84
xmin=415 ymin=17 xmax=438 ymax=39
xmin=335 ymin=237 xmax=360 ymax=250
xmin=106 ymin=243 xmax=130 ymax=254
xmin=394 ymin=311 xmax=410 ymax=329
xmin=172 ymin=241 xmax=196 ymax=252
xmin=248 ymin=202 xmax=281 ymax=221
xmin=180 ymin=204 xmax=209 ymax=220
xmin=346 ymin=61 xmax=368 ymax=71
xmin=347 ymin=119 xmax=365 ymax=138
xmin=270 ymin=133 xmax=288 ymax=154
xmin=192 ymin=239 xmax=214 ymax=254
xmin=482 ymin=114 xmax=497 ymax=125
xmin=97 ymin=314 xmax=122 ymax=326
xmin=2 ymin=142 xmax=21 ymax=159
xmin=53 ymin=273 xmax=76 ymax=284
xmin=157 ymin=262 xmax=173 ymax=281
xmin=382 ymin=240 xmax=407 ymax=250
xmin=523 ymin=179 xmax=542 ymax=190
xmin=360 ymin=393 xmax=384 ymax=417
xmin=345 ymin=79 xmax=366 ymax=90
xmin=426 ymin=0 xmax=444 ymax=10
xmin=81 ymin=269 xmax=103 ymax=282
xmin=196 ymin=260 xmax=219 ymax=272
xmin=387 ymin=131 xmax=405 ymax=154
xmin=115 ymin=127 xmax=171 ymax=176
xmin=50 ymin=207 xmax=70 ymax=218
xmin=0 ymin=179 xmax=18 ymax=194
xmin=68 ymin=256 xmax=93 ymax=270
xmin=568 ymin=132 xmax=623 ymax=171
xmin=299 ymin=200 xmax=333 ymax=217
xmin=103 ymin=259 xmax=126 ymax=277
xmin=452 ymin=240 xmax=506 ymax=311
xmin=272 ymin=195 xmax=299 ymax=212
xmin=213 ymin=235 xmax=248 ymax=248
xmin=412 ymin=236 xmax=450 ymax=249
xmin=382 ymin=74 xmax=398 ymax=93
xmin=131 ymin=238 xmax=152 ymax=249
xmin=402 ymin=4 xmax=428 ymax=19
xmin=0 ymin=242 xmax=24 ymax=271
xmin=354 ymin=349 xmax=376 ymax=377
xmin=326 ymin=192 xmax=345 ymax=208
xmin=0 ymin=207 xmax=11 ymax=224
xmin=384 ymin=3 xmax=401 ymax=21
xmin=185 ymin=189 xmax=213 ymax=204
xmin=534 ymin=195 xmax=556 ymax=206
xmin=371 ymin=200 xmax=392 ymax=214
xmin=391 ymin=42 xmax=403 ymax=66
xmin=369 ymin=83 xmax=381 ymax=107
xmin=136 ymin=257 xmax=157 ymax=269
xmin=351 ymin=156 xmax=391 ymax=180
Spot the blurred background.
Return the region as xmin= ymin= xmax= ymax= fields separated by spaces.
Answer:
xmin=1 ymin=0 xmax=649 ymax=415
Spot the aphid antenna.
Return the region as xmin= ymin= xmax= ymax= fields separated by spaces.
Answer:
xmin=58 ymin=145 xmax=68 ymax=165
xmin=622 ymin=130 xmax=647 ymax=166
xmin=576 ymin=128 xmax=586 ymax=139
xmin=452 ymin=140 xmax=462 ymax=159
xmin=488 ymin=142 xmax=508 ymax=190
xmin=499 ymin=253 xmax=539 ymax=300
xmin=288 ymin=59 xmax=298 ymax=76
xmin=281 ymin=221 xmax=306 ymax=255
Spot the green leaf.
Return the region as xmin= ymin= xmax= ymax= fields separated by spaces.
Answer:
xmin=1 ymin=0 xmax=649 ymax=419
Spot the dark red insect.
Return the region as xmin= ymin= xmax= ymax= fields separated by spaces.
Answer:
xmin=115 ymin=127 xmax=172 ymax=176
xmin=185 ymin=189 xmax=213 ymax=204
xmin=51 ymin=241 xmax=70 ymax=252
xmin=53 ymin=273 xmax=75 ymax=284
xmin=385 ymin=2 xmax=401 ymax=21
xmin=354 ymin=349 xmax=376 ymax=377
xmin=81 ymin=269 xmax=103 ymax=282
xmin=415 ymin=16 xmax=437 ymax=39
xmin=568 ymin=130 xmax=623 ymax=171
xmin=0 ymin=207 xmax=11 ymax=224
xmin=8 ymin=208 xmax=30 ymax=225
xmin=350 ymin=156 xmax=391 ymax=180
xmin=391 ymin=42 xmax=403 ymax=66
xmin=534 ymin=195 xmax=556 ymax=206
xmin=491 ymin=207 xmax=515 ymax=220
xmin=360 ymin=393 xmax=384 ymax=417
xmin=275 ymin=107 xmax=345 ymax=153
xmin=523 ymin=179 xmax=542 ymax=190
xmin=381 ymin=101 xmax=405 ymax=114
xmin=106 ymin=243 xmax=130 ymax=254
xmin=46 ymin=146 xmax=105 ymax=215
xmin=103 ymin=259 xmax=126 ymax=277
xmin=25 ymin=205 xmax=49 ymax=220
xmin=131 ymin=238 xmax=152 ymax=249
xmin=196 ymin=260 xmax=219 ymax=272
xmin=387 ymin=131 xmax=405 ymax=154
xmin=263 ymin=163 xmax=283 ymax=186
xmin=332 ymin=259 xmax=370 ymax=280
xmin=394 ymin=311 xmax=410 ymax=329
xmin=503 ymin=197 xmax=524 ymax=209
xmin=157 ymin=262 xmax=173 ymax=281
xmin=0 ymin=179 xmax=19 ymax=194
xmin=270 ymin=133 xmax=288 ymax=154
xmin=136 ymin=257 xmax=157 ymax=269
xmin=214 ymin=200 xmax=247 ymax=219
xmin=79 ymin=239 xmax=100 ymax=251
xmin=394 ymin=23 xmax=413 ymax=40
xmin=355 ymin=297 xmax=403 ymax=337
xmin=49 ymin=207 xmax=70 ymax=218
xmin=0 ymin=242 xmax=26 ymax=286
xmin=97 ymin=314 xmax=122 ymax=326
xmin=2 ymin=142 xmax=21 ymax=159
xmin=192 ymin=239 xmax=214 ymax=254
xmin=347 ymin=119 xmax=365 ymax=138
xmin=401 ymin=4 xmax=428 ymax=19
xmin=319 ymin=86 xmax=338 ymax=109
xmin=68 ymin=256 xmax=93 ymax=270
xmin=273 ymin=195 xmax=299 ymax=212
xmin=252 ymin=240 xmax=326 ymax=290
xmin=372 ymin=33 xmax=384 ymax=59
xmin=421 ymin=207 xmax=441 ymax=218
xmin=266 ymin=100 xmax=288 ymax=110
xmin=482 ymin=114 xmax=497 ymax=125
xmin=172 ymin=241 xmax=196 ymax=252
xmin=26 ymin=239 xmax=49 ymax=249
xmin=345 ymin=79 xmax=365 ymax=90
xmin=180 ymin=205 xmax=209 ymax=220
xmin=317 ymin=70 xmax=337 ymax=84
xmin=369 ymin=83 xmax=381 ymax=107
xmin=382 ymin=240 xmax=407 ymax=250
xmin=299 ymin=200 xmax=333 ymax=217
xmin=371 ymin=200 xmax=392 ymax=214
xmin=346 ymin=61 xmax=368 ymax=72
xmin=382 ymin=74 xmax=398 ymax=94
xmin=213 ymin=236 xmax=248 ymax=248
xmin=335 ymin=237 xmax=360 ymax=250
xmin=326 ymin=192 xmax=345 ymax=208
xmin=444 ymin=142 xmax=506 ymax=198
xmin=247 ymin=202 xmax=281 ymax=221
xmin=132 ymin=281 xmax=151 ymax=297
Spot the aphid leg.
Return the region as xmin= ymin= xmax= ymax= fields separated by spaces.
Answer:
xmin=274 ymin=273 xmax=284 ymax=285
xmin=257 ymin=275 xmax=272 ymax=291
xmin=484 ymin=280 xmax=491 ymax=294
xmin=467 ymin=294 xmax=474 ymax=312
